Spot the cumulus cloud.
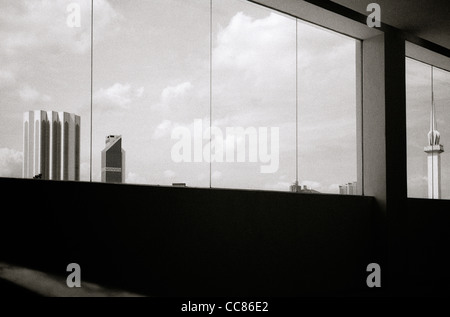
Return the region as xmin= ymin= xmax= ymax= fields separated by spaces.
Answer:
xmin=160 ymin=82 xmax=193 ymax=105
xmin=0 ymin=148 xmax=23 ymax=178
xmin=0 ymin=0 xmax=121 ymax=55
xmin=214 ymin=12 xmax=295 ymax=85
xmin=212 ymin=10 xmax=356 ymax=129
xmin=152 ymin=120 xmax=175 ymax=140
xmin=94 ymin=83 xmax=144 ymax=109
xmin=153 ymin=81 xmax=204 ymax=122
xmin=151 ymin=117 xmax=209 ymax=140
xmin=210 ymin=11 xmax=297 ymax=122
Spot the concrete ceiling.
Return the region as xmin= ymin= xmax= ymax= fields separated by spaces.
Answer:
xmin=330 ymin=0 xmax=450 ymax=50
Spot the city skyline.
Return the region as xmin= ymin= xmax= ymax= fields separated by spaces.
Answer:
xmin=339 ymin=182 xmax=357 ymax=195
xmin=0 ymin=0 xmax=357 ymax=194
xmin=1 ymin=0 xmax=449 ymax=300
xmin=0 ymin=0 xmax=449 ymax=198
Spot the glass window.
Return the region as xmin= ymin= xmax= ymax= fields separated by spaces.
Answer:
xmin=434 ymin=67 xmax=450 ymax=199
xmin=211 ymin=0 xmax=296 ymax=191
xmin=406 ymin=58 xmax=431 ymax=198
xmin=297 ymin=21 xmax=358 ymax=195
xmin=0 ymin=0 xmax=92 ymax=181
xmin=1 ymin=0 xmax=360 ymax=196
xmin=92 ymin=0 xmax=210 ymax=187
xmin=407 ymin=57 xmax=450 ymax=199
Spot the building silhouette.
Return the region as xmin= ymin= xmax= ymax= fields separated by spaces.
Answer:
xmin=424 ymin=68 xmax=444 ymax=199
xmin=23 ymin=110 xmax=80 ymax=180
xmin=339 ymin=182 xmax=357 ymax=195
xmin=290 ymin=181 xmax=320 ymax=194
xmin=101 ymin=135 xmax=125 ymax=183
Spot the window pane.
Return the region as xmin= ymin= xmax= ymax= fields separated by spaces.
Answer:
xmin=433 ymin=67 xmax=450 ymax=199
xmin=406 ymin=58 xmax=431 ymax=198
xmin=211 ymin=0 xmax=296 ymax=191
xmin=0 ymin=0 xmax=91 ymax=181
xmin=92 ymin=0 xmax=210 ymax=187
xmin=406 ymin=57 xmax=450 ymax=200
xmin=297 ymin=21 xmax=358 ymax=195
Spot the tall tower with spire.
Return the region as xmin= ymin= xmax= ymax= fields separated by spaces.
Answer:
xmin=424 ymin=67 xmax=444 ymax=199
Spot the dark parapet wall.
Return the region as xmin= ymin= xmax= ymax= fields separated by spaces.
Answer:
xmin=0 ymin=177 xmax=380 ymax=296
xmin=406 ymin=198 xmax=450 ymax=296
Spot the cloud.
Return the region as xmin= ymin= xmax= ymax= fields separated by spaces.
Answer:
xmin=18 ymin=86 xmax=51 ymax=103
xmin=214 ymin=12 xmax=295 ymax=76
xmin=94 ymin=83 xmax=144 ymax=109
xmin=0 ymin=0 xmax=121 ymax=55
xmin=211 ymin=11 xmax=297 ymax=120
xmin=152 ymin=120 xmax=175 ymax=140
xmin=212 ymin=10 xmax=356 ymax=123
xmin=0 ymin=148 xmax=23 ymax=178
xmin=160 ymin=82 xmax=193 ymax=105
xmin=151 ymin=117 xmax=210 ymax=140
xmin=153 ymin=81 xmax=205 ymax=123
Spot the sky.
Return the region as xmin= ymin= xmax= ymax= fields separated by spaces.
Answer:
xmin=406 ymin=58 xmax=450 ymax=199
xmin=1 ymin=0 xmax=446 ymax=196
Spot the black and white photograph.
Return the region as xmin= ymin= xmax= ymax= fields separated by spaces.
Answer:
xmin=0 ymin=0 xmax=449 ymax=306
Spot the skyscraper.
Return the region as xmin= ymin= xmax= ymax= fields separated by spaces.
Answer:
xmin=339 ymin=182 xmax=357 ymax=195
xmin=101 ymin=135 xmax=125 ymax=183
xmin=424 ymin=69 xmax=444 ymax=199
xmin=23 ymin=110 xmax=80 ymax=180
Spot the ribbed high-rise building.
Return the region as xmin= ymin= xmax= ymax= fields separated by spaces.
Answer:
xmin=424 ymin=67 xmax=444 ymax=199
xmin=23 ymin=110 xmax=80 ymax=180
xmin=101 ymin=135 xmax=125 ymax=183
